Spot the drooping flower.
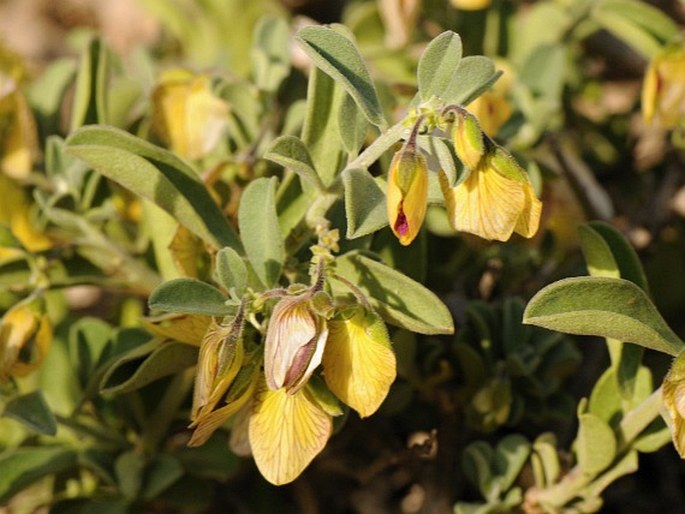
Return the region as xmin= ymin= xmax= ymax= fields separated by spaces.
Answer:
xmin=663 ymin=351 xmax=685 ymax=457
xmin=322 ymin=306 xmax=396 ymax=418
xmin=386 ymin=136 xmax=428 ymax=246
xmin=0 ymin=297 xmax=52 ymax=381
xmin=439 ymin=146 xmax=542 ymax=241
xmin=263 ymin=292 xmax=328 ymax=393
xmin=642 ymin=39 xmax=685 ymax=129
xmin=151 ymin=69 xmax=229 ymax=159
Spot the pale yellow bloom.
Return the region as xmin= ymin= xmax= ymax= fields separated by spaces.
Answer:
xmin=264 ymin=293 xmax=328 ymax=393
xmin=249 ymin=381 xmax=331 ymax=485
xmin=450 ymin=0 xmax=491 ymax=10
xmin=439 ymin=147 xmax=541 ymax=241
xmin=323 ymin=307 xmax=396 ymax=418
xmin=642 ymin=40 xmax=685 ymax=129
xmin=663 ymin=351 xmax=685 ymax=457
xmin=386 ymin=142 xmax=428 ymax=246
xmin=151 ymin=70 xmax=229 ymax=159
xmin=0 ymin=297 xmax=52 ymax=381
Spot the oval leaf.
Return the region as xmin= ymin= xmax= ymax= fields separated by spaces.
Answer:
xmin=149 ymin=278 xmax=233 ymax=316
xmin=332 ymin=252 xmax=454 ymax=335
xmin=238 ymin=177 xmax=285 ymax=288
xmin=65 ymin=125 xmax=240 ymax=250
xmin=444 ymin=56 xmax=502 ymax=106
xmin=214 ymin=247 xmax=248 ymax=298
xmin=264 ymin=136 xmax=323 ymax=190
xmin=417 ymin=31 xmax=463 ymax=101
xmin=577 ymin=412 xmax=616 ymax=477
xmin=523 ymin=277 xmax=684 ymax=356
xmin=343 ymin=168 xmax=388 ymax=239
xmin=296 ymin=25 xmax=385 ymax=127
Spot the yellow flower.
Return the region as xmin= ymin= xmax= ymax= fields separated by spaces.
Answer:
xmin=386 ymin=141 xmax=428 ymax=246
xmin=151 ymin=69 xmax=229 ymax=159
xmin=0 ymin=297 xmax=52 ymax=381
xmin=467 ymin=62 xmax=513 ymax=137
xmin=322 ymin=306 xmax=396 ymax=418
xmin=642 ymin=39 xmax=685 ymax=129
xmin=248 ymin=380 xmax=332 ymax=485
xmin=450 ymin=0 xmax=491 ymax=10
xmin=452 ymin=108 xmax=486 ymax=169
xmin=439 ymin=146 xmax=542 ymax=241
xmin=264 ymin=293 xmax=328 ymax=393
xmin=663 ymin=351 xmax=685 ymax=457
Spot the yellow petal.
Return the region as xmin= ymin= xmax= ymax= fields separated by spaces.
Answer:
xmin=439 ymin=165 xmax=526 ymax=242
xmin=0 ymin=175 xmax=51 ymax=252
xmin=249 ymin=383 xmax=331 ymax=485
xmin=1 ymin=299 xmax=52 ymax=380
xmin=386 ymin=147 xmax=428 ymax=246
xmin=514 ymin=181 xmax=542 ymax=238
xmin=641 ymin=61 xmax=658 ymax=124
xmin=1 ymin=90 xmax=37 ymax=180
xmin=323 ymin=309 xmax=396 ymax=418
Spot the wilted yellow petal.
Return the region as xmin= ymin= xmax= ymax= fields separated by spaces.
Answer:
xmin=142 ymin=313 xmax=212 ymax=345
xmin=642 ymin=41 xmax=685 ymax=128
xmin=249 ymin=383 xmax=331 ymax=485
xmin=0 ymin=299 xmax=52 ymax=380
xmin=0 ymin=175 xmax=51 ymax=252
xmin=439 ymin=165 xmax=525 ymax=241
xmin=323 ymin=308 xmax=396 ymax=418
xmin=386 ymin=145 xmax=428 ymax=246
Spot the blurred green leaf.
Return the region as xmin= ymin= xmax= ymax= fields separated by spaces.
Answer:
xmin=0 ymin=447 xmax=77 ymax=504
xmin=71 ymin=38 xmax=109 ymax=130
xmin=238 ymin=177 xmax=285 ymax=288
xmin=462 ymin=441 xmax=494 ymax=498
xmin=443 ymin=56 xmax=501 ymax=106
xmin=577 ymin=412 xmax=616 ymax=476
xmin=100 ymin=341 xmax=198 ymax=395
xmin=214 ymin=247 xmax=248 ymax=298
xmin=3 ymin=391 xmax=57 ymax=436
xmin=493 ymin=434 xmax=531 ymax=493
xmin=592 ymin=8 xmax=661 ymax=58
xmin=296 ymin=25 xmax=385 ymax=127
xmin=343 ymin=168 xmax=388 ymax=238
xmin=69 ymin=317 xmax=113 ymax=388
xmin=523 ymin=277 xmax=684 ymax=356
xmin=338 ymin=93 xmax=368 ymax=155
xmin=332 ymin=252 xmax=454 ymax=335
xmin=251 ymin=15 xmax=290 ymax=93
xmin=142 ymin=454 xmax=184 ymax=500
xmin=65 ymin=125 xmax=241 ymax=250
xmin=149 ymin=278 xmax=234 ymax=316
xmin=176 ymin=431 xmax=240 ymax=481
xmin=115 ymin=451 xmax=144 ymax=500
xmin=417 ymin=31 xmax=463 ymax=101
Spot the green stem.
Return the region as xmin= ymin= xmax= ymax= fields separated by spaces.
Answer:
xmin=617 ymin=386 xmax=664 ymax=451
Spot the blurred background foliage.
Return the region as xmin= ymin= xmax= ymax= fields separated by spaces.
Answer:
xmin=0 ymin=0 xmax=684 ymax=513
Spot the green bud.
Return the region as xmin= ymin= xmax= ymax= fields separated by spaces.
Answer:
xmin=487 ymin=146 xmax=528 ymax=182
xmin=453 ymin=110 xmax=485 ymax=169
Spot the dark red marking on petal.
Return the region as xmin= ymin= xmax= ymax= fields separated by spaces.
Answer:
xmin=394 ymin=204 xmax=409 ymax=236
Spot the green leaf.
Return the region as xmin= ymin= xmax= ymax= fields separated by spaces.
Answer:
xmin=214 ymin=247 xmax=248 ymax=298
xmin=343 ymin=168 xmax=388 ymax=239
xmin=149 ymin=278 xmax=233 ymax=316
xmin=0 ymin=447 xmax=77 ymax=504
xmin=519 ymin=44 xmax=566 ymax=101
xmin=332 ymin=252 xmax=454 ymax=335
xmin=142 ymin=454 xmax=184 ymax=500
xmin=443 ymin=56 xmax=502 ymax=106
xmin=580 ymin=221 xmax=648 ymax=292
xmin=100 ymin=341 xmax=198 ymax=395
xmin=176 ymin=431 xmax=240 ymax=481
xmin=493 ymin=434 xmax=531 ymax=493
xmin=296 ymin=25 xmax=385 ymax=127
xmin=301 ymin=67 xmax=346 ymax=186
xmin=462 ymin=441 xmax=494 ymax=498
xmin=531 ymin=433 xmax=561 ymax=488
xmin=523 ymin=277 xmax=684 ymax=356
xmin=238 ymin=177 xmax=285 ymax=288
xmin=3 ymin=391 xmax=57 ymax=436
xmin=65 ymin=125 xmax=240 ymax=250
xmin=595 ymin=0 xmax=678 ymax=42
xmin=264 ymin=136 xmax=324 ymax=190
xmin=70 ymin=38 xmax=109 ymax=130
xmin=115 ymin=451 xmax=145 ymax=500
xmin=417 ymin=31 xmax=463 ymax=101
xmin=251 ymin=15 xmax=291 ymax=93
xmin=338 ymin=93 xmax=368 ymax=155
xmin=576 ymin=412 xmax=617 ymax=477
xmin=69 ymin=317 xmax=113 ymax=388
xmin=591 ymin=8 xmax=661 ymax=58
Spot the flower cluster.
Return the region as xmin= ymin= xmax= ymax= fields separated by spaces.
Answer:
xmin=188 ymin=254 xmax=396 ymax=485
xmin=386 ymin=105 xmax=542 ymax=245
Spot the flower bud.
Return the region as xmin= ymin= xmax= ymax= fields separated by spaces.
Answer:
xmin=386 ymin=142 xmax=428 ymax=246
xmin=642 ymin=39 xmax=685 ymax=129
xmin=453 ymin=109 xmax=486 ymax=169
xmin=264 ymin=293 xmax=328 ymax=393
xmin=663 ymin=351 xmax=685 ymax=457
xmin=0 ymin=297 xmax=52 ymax=381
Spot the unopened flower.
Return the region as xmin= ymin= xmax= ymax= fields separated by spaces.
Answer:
xmin=0 ymin=297 xmax=52 ymax=381
xmin=323 ymin=306 xmax=396 ymax=418
xmin=151 ymin=69 xmax=229 ymax=159
xmin=642 ymin=39 xmax=685 ymax=129
xmin=452 ymin=108 xmax=486 ymax=169
xmin=439 ymin=146 xmax=541 ymax=241
xmin=386 ymin=138 xmax=428 ymax=246
xmin=264 ymin=292 xmax=328 ymax=393
xmin=663 ymin=351 xmax=685 ymax=457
